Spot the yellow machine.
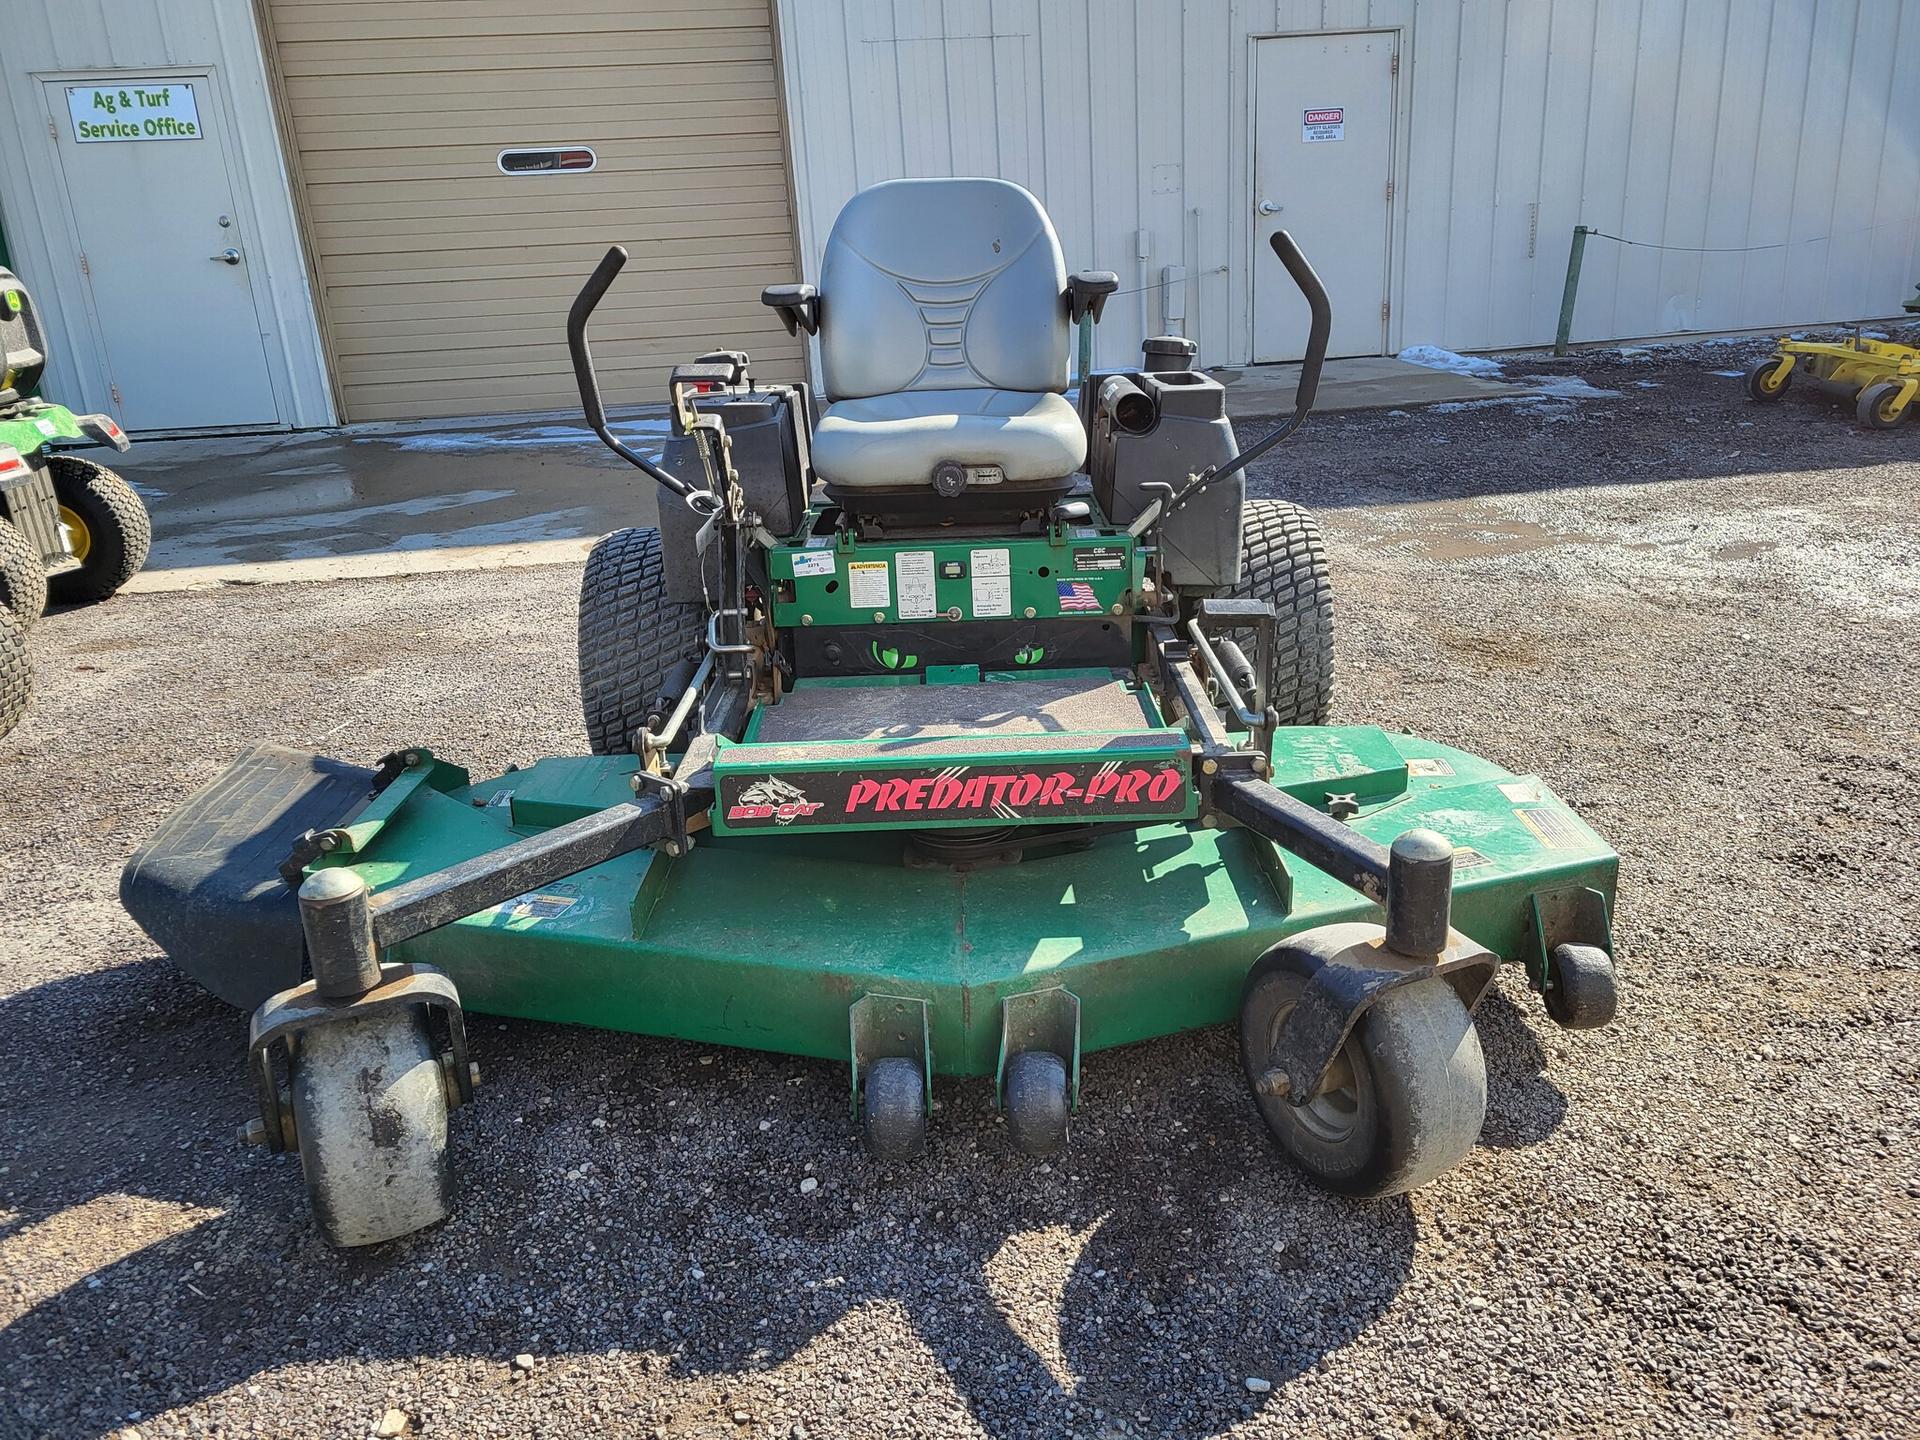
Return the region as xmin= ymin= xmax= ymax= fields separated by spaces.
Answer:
xmin=1747 ymin=332 xmax=1920 ymax=429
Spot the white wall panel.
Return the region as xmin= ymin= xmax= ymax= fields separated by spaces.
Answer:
xmin=777 ymin=0 xmax=1920 ymax=363
xmin=0 ymin=0 xmax=333 ymax=427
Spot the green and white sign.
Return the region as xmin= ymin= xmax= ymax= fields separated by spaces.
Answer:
xmin=67 ymin=82 xmax=202 ymax=143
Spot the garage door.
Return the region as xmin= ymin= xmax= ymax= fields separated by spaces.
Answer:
xmin=262 ymin=0 xmax=804 ymax=421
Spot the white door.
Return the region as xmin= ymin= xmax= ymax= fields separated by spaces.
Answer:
xmin=43 ymin=74 xmax=280 ymax=430
xmin=1252 ymin=34 xmax=1397 ymax=361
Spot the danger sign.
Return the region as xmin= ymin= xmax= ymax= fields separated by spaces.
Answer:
xmin=1302 ymin=108 xmax=1344 ymax=142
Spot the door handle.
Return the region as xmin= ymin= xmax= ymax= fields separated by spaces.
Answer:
xmin=210 ymin=248 xmax=242 ymax=265
xmin=1257 ymin=200 xmax=1282 ymax=216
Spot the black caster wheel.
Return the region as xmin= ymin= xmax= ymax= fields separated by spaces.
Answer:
xmin=1856 ymin=381 xmax=1909 ymax=430
xmin=861 ymin=1055 xmax=926 ymax=1160
xmin=1745 ymin=359 xmax=1791 ymax=403
xmin=1003 ymin=1050 xmax=1070 ymax=1156
xmin=1240 ymin=946 xmax=1486 ymax=1197
xmin=1544 ymin=943 xmax=1618 ymax=1030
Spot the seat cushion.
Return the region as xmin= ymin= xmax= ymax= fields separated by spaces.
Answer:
xmin=811 ymin=389 xmax=1087 ymax=490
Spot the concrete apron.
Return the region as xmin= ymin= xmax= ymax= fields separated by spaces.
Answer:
xmin=118 ymin=359 xmax=1531 ymax=593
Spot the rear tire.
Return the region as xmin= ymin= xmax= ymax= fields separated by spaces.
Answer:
xmin=291 ymin=1009 xmax=452 ymax=1247
xmin=1746 ymin=359 xmax=1792 ymax=402
xmin=1231 ymin=499 xmax=1334 ymax=725
xmin=0 ymin=518 xmax=47 ymax=629
xmin=0 ymin=611 xmax=30 ymax=739
xmin=1856 ymin=382 xmax=1908 ymax=430
xmin=46 ymin=455 xmax=150 ymax=603
xmin=578 ymin=526 xmax=707 ymax=755
xmin=1240 ymin=949 xmax=1486 ymax=1196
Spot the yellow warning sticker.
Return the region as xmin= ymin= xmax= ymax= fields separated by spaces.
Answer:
xmin=1515 ymin=806 xmax=1582 ymax=850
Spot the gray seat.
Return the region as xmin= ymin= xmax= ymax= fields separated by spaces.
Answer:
xmin=800 ymin=178 xmax=1087 ymax=496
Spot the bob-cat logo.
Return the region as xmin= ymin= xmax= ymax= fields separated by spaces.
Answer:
xmin=727 ymin=776 xmax=825 ymax=825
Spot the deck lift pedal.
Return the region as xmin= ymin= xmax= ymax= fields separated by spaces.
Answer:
xmin=123 ymin=180 xmax=1619 ymax=1246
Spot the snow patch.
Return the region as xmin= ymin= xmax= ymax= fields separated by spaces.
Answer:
xmin=1397 ymin=345 xmax=1504 ymax=378
xmin=1518 ymin=375 xmax=1624 ymax=400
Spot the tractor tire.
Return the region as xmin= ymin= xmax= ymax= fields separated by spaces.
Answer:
xmin=46 ymin=455 xmax=150 ymax=603
xmin=1231 ymin=499 xmax=1334 ymax=725
xmin=1240 ymin=948 xmax=1486 ymax=1197
xmin=0 ymin=610 xmax=29 ymax=739
xmin=1856 ymin=382 xmax=1909 ymax=430
xmin=0 ymin=517 xmax=47 ymax=630
xmin=1746 ymin=359 xmax=1792 ymax=402
xmin=578 ymin=526 xmax=707 ymax=756
xmin=291 ymin=1008 xmax=452 ymax=1247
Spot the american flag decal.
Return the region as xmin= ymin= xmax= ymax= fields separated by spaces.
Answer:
xmin=1057 ymin=580 xmax=1101 ymax=613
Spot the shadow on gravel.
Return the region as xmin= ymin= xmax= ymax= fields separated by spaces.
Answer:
xmin=0 ymin=959 xmax=1561 ymax=1439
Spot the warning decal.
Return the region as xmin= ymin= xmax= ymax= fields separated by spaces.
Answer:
xmin=896 ymin=550 xmax=936 ymax=620
xmin=848 ymin=560 xmax=891 ymax=611
xmin=1302 ymin=107 xmax=1344 ymax=142
xmin=1515 ymin=806 xmax=1585 ymax=851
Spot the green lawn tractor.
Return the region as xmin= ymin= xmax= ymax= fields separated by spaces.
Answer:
xmin=0 ymin=267 xmax=153 ymax=738
xmin=122 ymin=180 xmax=1619 ymax=1247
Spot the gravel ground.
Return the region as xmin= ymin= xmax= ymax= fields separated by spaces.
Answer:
xmin=2 ymin=339 xmax=1918 ymax=1440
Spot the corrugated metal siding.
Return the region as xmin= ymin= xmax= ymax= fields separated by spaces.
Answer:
xmin=264 ymin=0 xmax=804 ymax=421
xmin=778 ymin=0 xmax=1920 ymax=363
xmin=0 ymin=0 xmax=333 ymax=427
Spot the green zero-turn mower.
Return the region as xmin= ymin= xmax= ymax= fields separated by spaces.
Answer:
xmin=121 ymin=180 xmax=1620 ymax=1247
xmin=0 ymin=267 xmax=152 ymax=738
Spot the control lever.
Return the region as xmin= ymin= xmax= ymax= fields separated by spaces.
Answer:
xmin=567 ymin=246 xmax=707 ymax=501
xmin=1125 ymin=231 xmax=1331 ymax=536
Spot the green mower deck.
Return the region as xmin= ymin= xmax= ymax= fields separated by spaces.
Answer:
xmin=130 ymin=711 xmax=1613 ymax=1080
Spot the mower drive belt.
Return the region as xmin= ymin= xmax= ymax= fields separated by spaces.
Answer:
xmin=121 ymin=743 xmax=377 ymax=1009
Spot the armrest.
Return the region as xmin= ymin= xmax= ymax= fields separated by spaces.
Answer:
xmin=1068 ymin=271 xmax=1121 ymax=324
xmin=761 ymin=283 xmax=820 ymax=337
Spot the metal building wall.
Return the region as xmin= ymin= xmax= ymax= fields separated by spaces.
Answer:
xmin=0 ymin=0 xmax=334 ymax=426
xmin=776 ymin=0 xmax=1920 ymax=366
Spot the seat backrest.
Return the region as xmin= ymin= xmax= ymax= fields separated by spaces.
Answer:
xmin=818 ymin=178 xmax=1068 ymax=401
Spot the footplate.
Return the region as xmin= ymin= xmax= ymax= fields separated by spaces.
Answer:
xmin=121 ymin=743 xmax=377 ymax=1008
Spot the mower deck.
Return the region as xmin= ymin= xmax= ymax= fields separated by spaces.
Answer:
xmin=127 ymin=720 xmax=1615 ymax=1080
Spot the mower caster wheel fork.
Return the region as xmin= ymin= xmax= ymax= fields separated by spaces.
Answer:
xmin=1544 ymin=942 xmax=1618 ymax=1030
xmin=861 ymin=1055 xmax=927 ymax=1160
xmin=1003 ymin=1050 xmax=1070 ymax=1157
xmin=1239 ymin=932 xmax=1488 ymax=1197
xmin=1746 ymin=359 xmax=1791 ymax=402
xmin=1856 ymin=381 xmax=1911 ymax=430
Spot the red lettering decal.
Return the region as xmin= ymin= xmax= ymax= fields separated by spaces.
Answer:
xmin=905 ymin=777 xmax=934 ymax=810
xmin=728 ymin=804 xmax=773 ymax=821
xmin=877 ymin=778 xmax=911 ymax=811
xmin=959 ymin=775 xmax=990 ymax=809
xmin=984 ymin=775 xmax=1015 ymax=809
xmin=1038 ymin=771 xmax=1077 ymax=806
xmin=930 ymin=776 xmax=964 ymax=810
xmin=1146 ymin=768 xmax=1184 ymax=803
xmin=1008 ymin=773 xmax=1042 ymax=807
xmin=1085 ymin=769 xmax=1118 ymax=802
xmin=1115 ymin=770 xmax=1148 ymax=803
xmin=845 ymin=779 xmax=881 ymax=813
